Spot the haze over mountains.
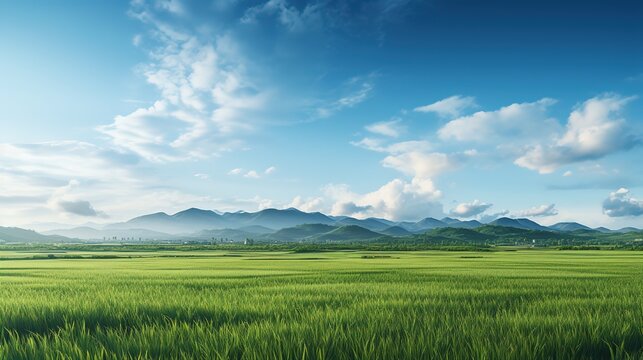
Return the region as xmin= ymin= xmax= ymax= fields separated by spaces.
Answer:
xmin=12 ymin=207 xmax=637 ymax=243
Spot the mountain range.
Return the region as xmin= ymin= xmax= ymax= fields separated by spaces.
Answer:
xmin=0 ymin=207 xmax=639 ymax=244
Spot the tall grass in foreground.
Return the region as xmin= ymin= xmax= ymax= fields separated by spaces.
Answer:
xmin=0 ymin=250 xmax=641 ymax=359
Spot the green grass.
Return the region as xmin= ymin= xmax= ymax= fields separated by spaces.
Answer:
xmin=0 ymin=249 xmax=640 ymax=359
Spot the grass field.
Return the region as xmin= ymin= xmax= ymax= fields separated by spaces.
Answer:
xmin=0 ymin=249 xmax=641 ymax=359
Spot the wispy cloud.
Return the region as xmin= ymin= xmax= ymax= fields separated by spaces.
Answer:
xmin=316 ymin=75 xmax=375 ymax=118
xmin=415 ymin=95 xmax=477 ymax=118
xmin=227 ymin=166 xmax=277 ymax=179
xmin=365 ymin=119 xmax=404 ymax=138
xmin=513 ymin=204 xmax=558 ymax=217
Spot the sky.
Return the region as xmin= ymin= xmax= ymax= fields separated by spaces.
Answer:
xmin=1 ymin=0 xmax=643 ymax=229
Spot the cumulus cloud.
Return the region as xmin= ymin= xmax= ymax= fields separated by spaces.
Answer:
xmin=365 ymin=119 xmax=404 ymax=137
xmin=515 ymin=94 xmax=640 ymax=173
xmin=414 ymin=95 xmax=477 ymax=118
xmin=438 ymin=98 xmax=558 ymax=142
xmin=57 ymin=200 xmax=105 ymax=217
xmin=382 ymin=151 xmax=457 ymax=179
xmin=288 ymin=195 xmax=325 ymax=212
xmin=325 ymin=178 xmax=443 ymax=220
xmin=513 ymin=204 xmax=558 ymax=217
xmin=98 ymin=2 xmax=268 ymax=162
xmin=449 ymin=200 xmax=492 ymax=218
xmin=602 ymin=188 xmax=643 ymax=217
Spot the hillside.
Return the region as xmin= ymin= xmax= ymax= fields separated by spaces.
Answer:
xmin=490 ymin=217 xmax=551 ymax=232
xmin=380 ymin=226 xmax=413 ymax=237
xmin=307 ymin=225 xmax=385 ymax=242
xmin=549 ymin=222 xmax=591 ymax=232
xmin=0 ymin=227 xmax=70 ymax=243
xmin=266 ymin=224 xmax=337 ymax=242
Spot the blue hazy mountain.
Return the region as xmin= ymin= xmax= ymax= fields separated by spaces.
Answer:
xmin=40 ymin=208 xmax=642 ymax=242
xmin=0 ymin=226 xmax=70 ymax=243
xmin=549 ymin=222 xmax=592 ymax=232
xmin=489 ymin=217 xmax=551 ymax=232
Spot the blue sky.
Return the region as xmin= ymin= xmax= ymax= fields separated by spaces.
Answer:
xmin=1 ymin=0 xmax=643 ymax=228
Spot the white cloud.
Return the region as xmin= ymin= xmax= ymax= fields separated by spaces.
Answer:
xmin=365 ymin=119 xmax=404 ymax=138
xmin=288 ymin=195 xmax=325 ymax=212
xmin=602 ymin=188 xmax=643 ymax=217
xmin=241 ymin=0 xmax=319 ymax=32
xmin=228 ymin=166 xmax=276 ymax=179
xmin=449 ymin=200 xmax=492 ymax=218
xmin=0 ymin=141 xmax=149 ymax=225
xmin=438 ymin=98 xmax=558 ymax=143
xmin=382 ymin=151 xmax=456 ymax=179
xmin=244 ymin=170 xmax=260 ymax=179
xmin=155 ymin=0 xmax=185 ymax=15
xmin=515 ymin=94 xmax=640 ymax=173
xmin=513 ymin=204 xmax=558 ymax=218
xmin=324 ymin=177 xmax=443 ymax=221
xmin=316 ymin=75 xmax=374 ymax=118
xmin=194 ymin=173 xmax=209 ymax=179
xmin=351 ymin=138 xmax=431 ymax=154
xmin=414 ymin=95 xmax=477 ymax=118
xmin=563 ymin=170 xmax=573 ymax=177
xmin=98 ymin=2 xmax=268 ymax=162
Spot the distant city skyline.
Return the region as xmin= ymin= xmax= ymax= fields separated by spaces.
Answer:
xmin=1 ymin=0 xmax=643 ymax=228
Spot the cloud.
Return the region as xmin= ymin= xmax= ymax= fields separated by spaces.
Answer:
xmin=563 ymin=170 xmax=573 ymax=177
xmin=414 ymin=95 xmax=477 ymax=118
xmin=325 ymin=177 xmax=443 ymax=220
xmin=316 ymin=75 xmax=374 ymax=118
xmin=154 ymin=0 xmax=185 ymax=15
xmin=479 ymin=210 xmax=509 ymax=223
xmin=227 ymin=166 xmax=276 ymax=179
xmin=240 ymin=0 xmax=415 ymax=35
xmin=351 ymin=138 xmax=431 ymax=154
xmin=288 ymin=195 xmax=325 ymax=212
xmin=602 ymin=188 xmax=643 ymax=217
xmin=194 ymin=173 xmax=209 ymax=180
xmin=241 ymin=0 xmax=322 ymax=32
xmin=98 ymin=2 xmax=268 ymax=162
xmin=244 ymin=170 xmax=260 ymax=179
xmin=438 ymin=98 xmax=557 ymax=143
xmin=449 ymin=200 xmax=492 ymax=218
xmin=513 ymin=204 xmax=558 ymax=217
xmin=382 ymin=151 xmax=457 ymax=179
xmin=515 ymin=94 xmax=640 ymax=173
xmin=365 ymin=119 xmax=404 ymax=138
xmin=57 ymin=200 xmax=105 ymax=217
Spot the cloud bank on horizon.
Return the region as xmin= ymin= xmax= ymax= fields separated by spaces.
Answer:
xmin=0 ymin=0 xmax=642 ymax=228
